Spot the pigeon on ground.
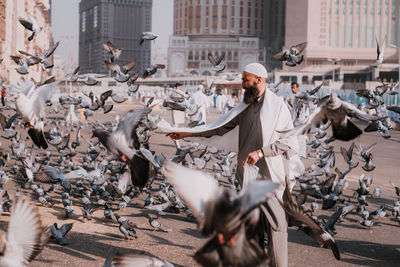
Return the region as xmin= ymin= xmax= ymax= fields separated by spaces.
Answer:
xmin=115 ymin=214 xmax=137 ymax=239
xmin=147 ymin=214 xmax=168 ymax=232
xmin=50 ymin=223 xmax=73 ymax=245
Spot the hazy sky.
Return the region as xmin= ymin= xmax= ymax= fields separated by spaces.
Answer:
xmin=51 ymin=0 xmax=173 ymax=68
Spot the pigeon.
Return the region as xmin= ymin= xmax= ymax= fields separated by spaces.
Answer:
xmin=142 ymin=64 xmax=165 ymax=79
xmin=340 ymin=143 xmax=359 ymax=169
xmin=81 ymin=204 xmax=102 ymax=221
xmin=18 ymin=41 xmax=60 ymax=69
xmin=371 ymin=36 xmax=385 ymax=67
xmin=281 ymin=183 xmax=340 ymax=260
xmin=68 ymin=66 xmax=80 ymax=82
xmin=127 ymin=72 xmax=140 ymax=86
xmin=102 ymin=41 xmax=122 ymax=62
xmin=0 ymin=198 xmax=50 ymax=266
xmin=18 ymin=13 xmax=42 ymax=41
xmin=277 ymin=94 xmax=384 ymax=141
xmin=10 ymin=55 xmax=29 ymax=75
xmin=273 ymin=42 xmax=307 ymax=66
xmin=164 ymin=162 xmax=279 ymax=266
xmin=111 ymin=91 xmax=128 ymax=103
xmin=50 ymin=223 xmax=73 ymax=245
xmin=147 ymin=214 xmax=168 ymax=232
xmin=41 ymin=166 xmax=72 ymax=192
xmin=140 ymin=32 xmax=158 ymax=45
xmin=327 ymin=58 xmax=341 ymax=65
xmin=207 ymin=52 xmax=226 ymax=73
xmin=92 ymin=108 xmax=151 ymax=160
xmin=360 ymin=152 xmax=375 ymax=172
xmin=15 ymin=81 xmax=61 ymax=149
xmin=389 ymin=181 xmax=400 ymax=197
xmin=357 ymin=174 xmax=373 ymax=195
xmin=104 ymin=60 xmax=136 ymax=83
xmin=110 ymin=252 xmax=174 ymax=267
xmin=78 ymin=73 xmax=106 ymax=86
xmin=115 ymin=214 xmax=137 ymax=239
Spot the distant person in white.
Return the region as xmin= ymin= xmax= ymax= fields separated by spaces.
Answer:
xmin=216 ymin=91 xmax=227 ymax=113
xmin=191 ymin=85 xmax=209 ymax=124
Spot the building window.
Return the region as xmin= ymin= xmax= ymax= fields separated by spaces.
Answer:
xmin=334 ymin=0 xmax=339 ymax=47
xmin=328 ymin=0 xmax=332 ymax=45
xmin=93 ymin=6 xmax=98 ymax=28
xmin=348 ymin=0 xmax=353 ymax=47
xmin=341 ymin=0 xmax=346 ymax=47
xmin=355 ymin=0 xmax=360 ymax=47
xmin=362 ymin=0 xmax=367 ymax=47
xmin=384 ymin=0 xmax=388 ymax=45
xmin=81 ymin=11 xmax=86 ymax=32
xmin=392 ymin=0 xmax=397 ymax=45
xmin=201 ymin=51 xmax=206 ymax=60
xmin=376 ymin=0 xmax=382 ymax=46
xmin=188 ymin=51 xmax=193 ymax=60
xmin=370 ymin=0 xmax=375 ymax=48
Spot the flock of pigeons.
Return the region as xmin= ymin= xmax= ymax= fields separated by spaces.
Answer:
xmin=0 ymin=11 xmax=397 ymax=267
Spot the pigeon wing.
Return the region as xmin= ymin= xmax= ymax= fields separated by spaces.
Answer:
xmin=163 ymin=162 xmax=220 ymax=221
xmin=122 ymin=59 xmax=136 ymax=74
xmin=277 ymin=106 xmax=327 ymax=137
xmin=42 ymin=41 xmax=60 ymax=59
xmin=3 ymin=198 xmax=44 ymax=263
xmin=207 ymin=53 xmax=217 ymax=66
xmin=376 ymin=37 xmax=381 ymax=59
xmin=237 ymin=180 xmax=280 ymax=218
xmin=18 ymin=17 xmax=33 ymax=31
xmin=272 ymin=51 xmax=286 ymax=61
xmin=59 ymin=223 xmax=73 ymax=237
xmin=112 ymin=253 xmax=173 ymax=267
xmin=215 ymin=51 xmax=226 ymax=65
xmin=341 ymin=101 xmax=384 ymax=121
xmin=293 ymin=42 xmax=307 ymax=54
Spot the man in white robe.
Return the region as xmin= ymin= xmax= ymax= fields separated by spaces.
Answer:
xmin=163 ymin=63 xmax=304 ymax=267
xmin=190 ymin=85 xmax=209 ymax=124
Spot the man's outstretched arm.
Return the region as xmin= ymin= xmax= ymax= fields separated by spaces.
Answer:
xmin=166 ymin=114 xmax=239 ymax=140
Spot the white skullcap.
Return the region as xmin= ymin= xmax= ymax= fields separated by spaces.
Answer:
xmin=198 ymin=85 xmax=204 ymax=90
xmin=243 ymin=63 xmax=268 ymax=78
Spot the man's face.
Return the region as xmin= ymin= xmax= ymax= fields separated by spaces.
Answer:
xmin=291 ymin=84 xmax=299 ymax=94
xmin=241 ymin=72 xmax=259 ymax=90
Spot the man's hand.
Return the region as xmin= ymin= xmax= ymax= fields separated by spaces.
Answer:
xmin=243 ymin=149 xmax=263 ymax=166
xmin=166 ymin=132 xmax=193 ymax=140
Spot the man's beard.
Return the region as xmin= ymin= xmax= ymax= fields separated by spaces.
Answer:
xmin=243 ymin=86 xmax=259 ymax=104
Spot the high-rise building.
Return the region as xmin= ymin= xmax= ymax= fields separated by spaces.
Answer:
xmin=79 ymin=0 xmax=152 ymax=75
xmin=263 ymin=0 xmax=286 ymax=71
xmin=168 ymin=0 xmax=266 ymax=76
xmin=280 ymin=0 xmax=399 ymax=84
xmin=0 ymin=0 xmax=52 ymax=84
